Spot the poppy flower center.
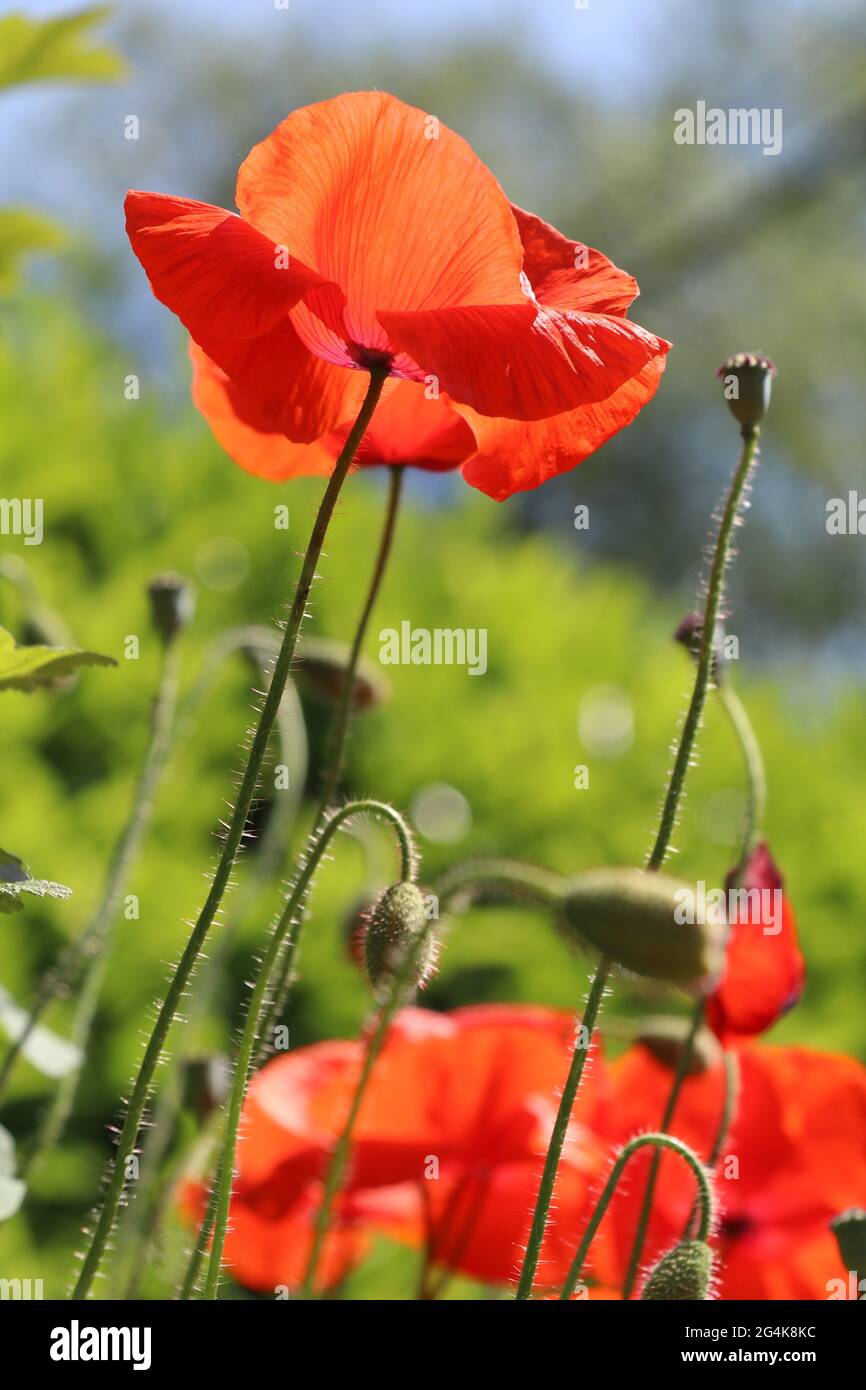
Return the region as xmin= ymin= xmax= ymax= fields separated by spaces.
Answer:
xmin=347 ymin=343 xmax=394 ymax=373
xmin=720 ymin=1212 xmax=754 ymax=1240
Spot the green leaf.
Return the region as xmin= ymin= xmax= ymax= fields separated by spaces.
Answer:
xmin=0 ymin=848 xmax=72 ymax=913
xmin=0 ymin=625 xmax=116 ymax=692
xmin=0 ymin=7 xmax=124 ymax=91
xmin=0 ymin=986 xmax=82 ymax=1078
xmin=0 ymin=1125 xmax=25 ymax=1222
xmin=0 ymin=208 xmax=65 ymax=294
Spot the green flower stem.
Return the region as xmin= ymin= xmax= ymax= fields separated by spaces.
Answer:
xmin=559 ymin=1132 xmax=712 ymax=1300
xmin=301 ymin=916 xmax=432 ymax=1298
xmin=317 ymin=463 xmax=404 ymax=814
xmin=0 ymin=639 xmax=183 ymax=1108
xmin=435 ymin=858 xmax=567 ymax=914
xmin=71 ymin=368 xmax=387 ymax=1301
xmin=203 ymin=799 xmax=415 ymax=1299
xmin=718 ymin=682 xmax=766 ymax=870
xmin=683 ymin=1048 xmax=740 ymax=1239
xmin=257 ymin=464 xmax=406 ymax=1051
xmin=514 ymin=959 xmax=611 ymax=1299
xmin=621 ymin=421 xmax=762 ymax=1299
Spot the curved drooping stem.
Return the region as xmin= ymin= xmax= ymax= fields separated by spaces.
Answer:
xmin=518 ymin=423 xmax=761 ymax=1302
xmin=559 ymin=1132 xmax=713 ymax=1300
xmin=71 ymin=369 xmax=387 ymax=1301
xmin=202 ymin=799 xmax=416 ymax=1299
xmin=435 ymin=858 xmax=567 ymax=915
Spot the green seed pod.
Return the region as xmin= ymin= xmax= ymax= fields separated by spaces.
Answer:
xmin=558 ymin=868 xmax=726 ymax=990
xmin=830 ymin=1208 xmax=866 ymax=1279
xmin=635 ymin=1015 xmax=722 ymax=1074
xmin=641 ymin=1240 xmax=713 ymax=1300
xmin=363 ymin=881 xmax=436 ymax=999
xmin=716 ymin=351 xmax=776 ymax=427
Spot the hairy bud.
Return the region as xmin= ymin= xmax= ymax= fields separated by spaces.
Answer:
xmin=641 ymin=1240 xmax=713 ymax=1300
xmin=363 ymin=881 xmax=436 ymax=999
xmin=558 ymin=868 xmax=726 ymax=990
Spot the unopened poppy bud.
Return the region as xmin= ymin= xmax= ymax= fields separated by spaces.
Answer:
xmin=830 ymin=1208 xmax=866 ymax=1278
xmin=148 ymin=572 xmax=195 ymax=642
xmin=558 ymin=868 xmax=726 ymax=990
xmin=295 ymin=637 xmax=389 ymax=711
xmin=182 ymin=1054 xmax=230 ymax=1120
xmin=717 ymin=352 xmax=776 ymax=428
xmin=342 ymin=892 xmax=375 ymax=970
xmin=363 ymin=881 xmax=436 ymax=1000
xmin=635 ymin=1015 xmax=722 ymax=1074
xmin=641 ymin=1240 xmax=714 ymax=1300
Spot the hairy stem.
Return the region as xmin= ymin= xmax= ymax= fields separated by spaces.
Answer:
xmin=71 ymin=369 xmax=387 ymax=1300
xmin=514 ymin=960 xmax=610 ymax=1298
xmin=622 ymin=422 xmax=762 ymax=1298
xmin=203 ymin=800 xmax=415 ymax=1298
xmin=560 ymin=1132 xmax=712 ymax=1300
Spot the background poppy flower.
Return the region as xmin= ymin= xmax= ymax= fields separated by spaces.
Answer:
xmin=126 ymin=91 xmax=669 ymax=499
xmin=200 ymin=1005 xmax=613 ymax=1294
xmin=707 ymin=843 xmax=806 ymax=1042
xmin=605 ymin=1042 xmax=866 ymax=1299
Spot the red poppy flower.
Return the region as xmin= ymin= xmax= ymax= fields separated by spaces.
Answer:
xmin=604 ymin=1042 xmax=866 ymax=1299
xmin=707 ymin=843 xmax=806 ymax=1042
xmin=193 ymin=1005 xmax=612 ymax=1294
xmin=126 ymin=91 xmax=669 ymax=500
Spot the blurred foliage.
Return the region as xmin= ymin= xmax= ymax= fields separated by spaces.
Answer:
xmin=0 ymin=6 xmax=124 ymax=89
xmin=0 ymin=291 xmax=864 ymax=1295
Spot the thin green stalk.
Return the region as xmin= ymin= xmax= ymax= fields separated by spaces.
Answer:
xmin=435 ymin=858 xmax=567 ymax=914
xmin=683 ymin=1048 xmax=740 ymax=1239
xmin=203 ymin=799 xmax=415 ymax=1299
xmin=258 ymin=465 xmax=406 ymax=1051
xmin=71 ymin=369 xmax=387 ymax=1300
xmin=0 ymin=640 xmax=182 ymax=1106
xmin=318 ymin=464 xmax=404 ymax=813
xmin=559 ymin=1133 xmax=712 ymax=1300
xmin=621 ymin=422 xmax=762 ymax=1298
xmin=514 ymin=959 xmax=610 ymax=1298
xmin=301 ymin=914 xmax=431 ymax=1298
xmin=718 ymin=683 xmax=766 ymax=870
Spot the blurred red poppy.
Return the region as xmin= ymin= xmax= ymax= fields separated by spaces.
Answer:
xmin=707 ymin=843 xmax=806 ymax=1042
xmin=605 ymin=1042 xmax=866 ymax=1299
xmin=189 ymin=1005 xmax=612 ymax=1294
xmin=126 ymin=91 xmax=669 ymax=499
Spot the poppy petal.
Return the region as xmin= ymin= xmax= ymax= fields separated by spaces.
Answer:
xmin=707 ymin=844 xmax=806 ymax=1042
xmin=235 ymin=91 xmax=525 ymax=367
xmin=324 ymin=382 xmax=477 ymax=472
xmin=512 ymin=204 xmax=639 ymax=314
xmin=380 ymin=301 xmax=670 ymax=421
xmin=124 ymin=190 xmax=338 ymax=339
xmin=460 ymin=354 xmax=667 ymax=499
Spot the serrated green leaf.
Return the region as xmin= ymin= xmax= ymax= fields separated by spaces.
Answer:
xmin=0 ymin=986 xmax=82 ymax=1078
xmin=0 ymin=1125 xmax=25 ymax=1222
xmin=0 ymin=625 xmax=116 ymax=692
xmin=0 ymin=7 xmax=124 ymax=90
xmin=0 ymin=208 xmax=65 ymax=294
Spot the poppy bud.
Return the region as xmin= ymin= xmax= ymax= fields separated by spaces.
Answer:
xmin=830 ymin=1208 xmax=866 ymax=1279
xmin=716 ymin=352 xmax=776 ymax=428
xmin=641 ymin=1240 xmax=714 ymax=1300
xmin=182 ymin=1054 xmax=231 ymax=1120
xmin=363 ymin=881 xmax=436 ymax=1000
xmin=342 ymin=892 xmax=375 ymax=970
xmin=635 ymin=1015 xmax=722 ymax=1074
xmin=295 ymin=637 xmax=389 ymax=711
xmin=148 ymin=572 xmax=195 ymax=642
xmin=558 ymin=868 xmax=726 ymax=990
